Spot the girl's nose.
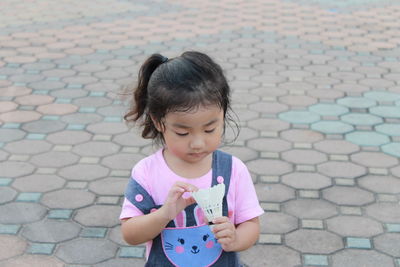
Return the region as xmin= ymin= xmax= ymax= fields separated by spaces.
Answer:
xmin=190 ymin=136 xmax=205 ymax=150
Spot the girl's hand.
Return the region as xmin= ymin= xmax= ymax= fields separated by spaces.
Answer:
xmin=212 ymin=216 xmax=237 ymax=252
xmin=160 ymin=182 xmax=198 ymax=221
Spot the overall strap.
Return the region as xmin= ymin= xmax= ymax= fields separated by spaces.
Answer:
xmin=211 ymin=150 xmax=232 ymax=216
xmin=125 ymin=178 xmax=156 ymax=215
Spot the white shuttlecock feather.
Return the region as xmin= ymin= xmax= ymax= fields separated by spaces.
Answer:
xmin=192 ymin=183 xmax=225 ymax=223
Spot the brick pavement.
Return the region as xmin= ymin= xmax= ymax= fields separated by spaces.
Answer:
xmin=0 ymin=0 xmax=400 ymax=266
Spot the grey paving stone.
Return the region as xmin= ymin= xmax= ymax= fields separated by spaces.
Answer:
xmin=322 ymin=186 xmax=375 ymax=206
xmin=56 ymin=238 xmax=118 ymax=265
xmin=97 ymin=105 xmax=127 ymax=117
xmin=282 ymin=149 xmax=328 ymax=165
xmin=247 ymin=118 xmax=290 ymax=132
xmin=74 ymin=205 xmax=121 ymax=227
xmin=247 ymin=138 xmax=291 ymax=152
xmin=86 ymin=122 xmax=128 ymax=135
xmin=47 ymin=130 xmax=92 ymax=145
xmin=30 ymin=151 xmax=79 ymax=167
xmin=282 ymin=172 xmax=331 ymax=190
xmin=72 ymin=141 xmax=120 ymax=157
xmin=284 ymin=199 xmax=338 ymax=219
xmin=0 ymin=202 xmax=46 ymax=224
xmin=89 ymin=177 xmax=127 ymax=195
xmin=317 ymin=161 xmax=366 ymax=179
xmin=12 ymin=174 xmax=65 ymax=192
xmin=255 ymin=184 xmax=295 ymax=202
xmin=327 ymin=215 xmax=383 ymax=237
xmin=73 ymin=96 xmax=112 ymax=108
xmin=29 ymin=80 xmax=65 ymax=91
xmin=0 ymin=187 xmax=17 ymax=203
xmin=314 ymin=139 xmax=360 ymax=154
xmin=239 ymin=245 xmax=301 ymax=267
xmin=351 ymin=152 xmax=399 ymax=168
xmin=41 ymin=189 xmax=95 ymax=209
xmin=113 ymin=132 xmax=155 ymax=147
xmin=0 ymin=254 xmax=64 ymax=267
xmin=108 ymin=225 xmax=129 ymax=246
xmin=220 ymin=146 xmax=258 ymax=162
xmin=94 ymin=258 xmax=146 ymax=267
xmin=331 ymin=249 xmax=394 ymax=267
xmin=359 ymin=175 xmax=400 ymax=194
xmin=51 ymin=88 xmax=88 ymax=99
xmin=0 ymin=161 xmax=35 ymax=178
xmin=259 ymin=212 xmax=298 ymax=234
xmin=61 ymin=113 xmax=103 ymax=124
xmin=101 ymin=153 xmax=143 ymax=170
xmin=247 ymin=159 xmax=292 ymax=176
xmin=0 ymin=235 xmax=27 ymax=261
xmin=366 ymin=203 xmax=400 ymax=223
xmin=286 ymin=229 xmax=343 ymax=254
xmin=374 ymin=233 xmax=400 ymax=257
xmin=21 ymin=219 xmax=81 ymax=242
xmin=4 ymin=140 xmax=52 ymax=155
xmin=280 ymin=129 xmax=324 ymax=143
xmin=59 ymin=164 xmax=109 ymax=181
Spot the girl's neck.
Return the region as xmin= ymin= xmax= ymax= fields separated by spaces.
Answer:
xmin=162 ymin=149 xmax=213 ymax=179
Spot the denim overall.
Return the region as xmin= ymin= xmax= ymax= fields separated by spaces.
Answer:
xmin=125 ymin=150 xmax=241 ymax=267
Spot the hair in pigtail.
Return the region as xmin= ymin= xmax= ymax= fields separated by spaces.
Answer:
xmin=124 ymin=54 xmax=167 ymax=140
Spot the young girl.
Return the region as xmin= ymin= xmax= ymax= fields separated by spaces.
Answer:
xmin=120 ymin=51 xmax=264 ymax=267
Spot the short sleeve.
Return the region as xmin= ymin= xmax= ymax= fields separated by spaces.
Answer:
xmin=119 ymin=197 xmax=144 ymax=220
xmin=232 ymin=158 xmax=264 ymax=224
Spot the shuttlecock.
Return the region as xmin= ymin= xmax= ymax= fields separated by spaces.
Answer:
xmin=192 ymin=183 xmax=225 ymax=228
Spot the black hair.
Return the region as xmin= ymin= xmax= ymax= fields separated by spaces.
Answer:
xmin=124 ymin=51 xmax=238 ymax=144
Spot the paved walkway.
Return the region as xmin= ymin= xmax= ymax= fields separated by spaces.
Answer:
xmin=1 ymin=0 xmax=400 ymax=266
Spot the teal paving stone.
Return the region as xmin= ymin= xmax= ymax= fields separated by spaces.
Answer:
xmin=2 ymin=123 xmax=21 ymax=129
xmin=66 ymin=124 xmax=86 ymax=130
xmin=7 ymin=63 xmax=21 ymax=68
xmin=59 ymin=64 xmax=72 ymax=69
xmin=381 ymin=143 xmax=400 ymax=158
xmin=80 ymin=227 xmax=107 ymax=238
xmin=89 ymin=91 xmax=106 ymax=97
xmin=96 ymin=49 xmax=109 ymax=54
xmin=304 ymin=254 xmax=329 ymax=266
xmin=0 ymin=178 xmax=12 ymax=186
xmin=376 ymin=123 xmax=400 ymax=136
xmin=279 ymin=111 xmax=320 ymax=124
xmin=46 ymin=77 xmax=60 ymax=81
xmin=346 ymin=237 xmax=372 ymax=249
xmin=48 ymin=209 xmax=73 ymax=219
xmin=0 ymin=142 xmax=4 ymax=148
xmin=79 ymin=107 xmax=97 ymax=113
xmin=32 ymin=90 xmax=49 ymax=95
xmin=396 ymin=100 xmax=400 ymax=106
xmin=14 ymin=82 xmax=26 ymax=87
xmin=346 ymin=131 xmax=390 ymax=146
xmin=16 ymin=192 xmax=42 ymax=202
xmin=370 ymin=106 xmax=400 ymax=118
xmin=337 ymin=97 xmax=377 ymax=108
xmin=55 ymin=98 xmax=72 ymax=104
xmin=0 ymin=75 xmax=8 ymax=80
xmin=20 ymin=105 xmax=36 ymax=111
xmin=42 ymin=115 xmax=60 ymax=121
xmin=364 ymin=91 xmax=400 ymax=102
xmin=386 ymin=224 xmax=400 ymax=233
xmin=311 ymin=121 xmax=354 ymax=134
xmin=119 ymin=246 xmax=145 ymax=258
xmin=0 ymin=224 xmax=21 ymax=234
xmin=104 ymin=116 xmax=122 ymax=122
xmin=27 ymin=133 xmax=46 ymax=140
xmin=341 ymin=113 xmax=383 ymax=126
xmin=67 ymin=84 xmax=83 ymax=89
xmin=309 ymin=103 xmax=349 ymax=116
xmin=28 ymin=243 xmax=55 ymax=255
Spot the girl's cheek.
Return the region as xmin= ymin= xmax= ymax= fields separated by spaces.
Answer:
xmin=175 ymin=246 xmax=184 ymax=254
xmin=206 ymin=240 xmax=214 ymax=249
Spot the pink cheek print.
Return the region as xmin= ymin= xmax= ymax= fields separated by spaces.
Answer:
xmin=175 ymin=246 xmax=185 ymax=254
xmin=205 ymin=240 xmax=214 ymax=249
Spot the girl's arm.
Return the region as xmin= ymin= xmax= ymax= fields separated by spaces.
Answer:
xmin=121 ymin=182 xmax=198 ymax=245
xmin=212 ymin=216 xmax=260 ymax=252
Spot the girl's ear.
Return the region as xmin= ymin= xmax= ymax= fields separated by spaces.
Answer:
xmin=150 ymin=115 xmax=163 ymax=132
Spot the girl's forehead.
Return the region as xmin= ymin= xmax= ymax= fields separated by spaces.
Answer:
xmin=165 ymin=105 xmax=223 ymax=124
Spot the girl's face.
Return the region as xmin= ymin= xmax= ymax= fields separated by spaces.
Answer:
xmin=159 ymin=105 xmax=224 ymax=165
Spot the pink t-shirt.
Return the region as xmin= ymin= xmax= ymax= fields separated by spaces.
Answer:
xmin=120 ymin=149 xmax=264 ymax=256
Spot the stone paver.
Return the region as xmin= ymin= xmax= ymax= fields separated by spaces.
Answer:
xmin=1 ymin=0 xmax=400 ymax=266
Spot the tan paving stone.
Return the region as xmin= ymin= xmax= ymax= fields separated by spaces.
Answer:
xmin=37 ymin=103 xmax=78 ymax=115
xmin=0 ymin=86 xmax=31 ymax=97
xmin=0 ymin=236 xmax=27 ymax=260
xmin=15 ymin=94 xmax=54 ymax=105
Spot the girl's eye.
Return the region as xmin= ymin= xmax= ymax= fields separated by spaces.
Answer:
xmin=178 ymin=238 xmax=185 ymax=245
xmin=175 ymin=132 xmax=188 ymax=136
xmin=205 ymin=129 xmax=215 ymax=133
